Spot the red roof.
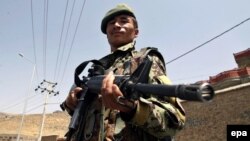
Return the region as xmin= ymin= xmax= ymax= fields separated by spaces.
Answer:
xmin=233 ymin=48 xmax=250 ymax=60
xmin=206 ymin=48 xmax=250 ymax=86
xmin=209 ymin=67 xmax=250 ymax=84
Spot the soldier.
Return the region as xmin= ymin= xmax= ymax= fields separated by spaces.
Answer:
xmin=61 ymin=3 xmax=186 ymax=141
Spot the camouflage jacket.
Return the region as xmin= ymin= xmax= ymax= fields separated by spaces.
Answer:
xmin=71 ymin=42 xmax=186 ymax=141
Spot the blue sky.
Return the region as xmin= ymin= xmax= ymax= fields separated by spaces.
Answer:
xmin=0 ymin=0 xmax=249 ymax=114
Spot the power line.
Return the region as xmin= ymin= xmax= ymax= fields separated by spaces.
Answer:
xmin=0 ymin=92 xmax=40 ymax=113
xmin=25 ymin=104 xmax=43 ymax=114
xmin=55 ymin=0 xmax=77 ymax=82
xmin=5 ymin=0 xmax=86 ymax=114
xmin=53 ymin=0 xmax=70 ymax=81
xmin=30 ymin=0 xmax=40 ymax=82
xmin=166 ymin=17 xmax=250 ymax=65
xmin=60 ymin=0 xmax=88 ymax=84
xmin=43 ymin=0 xmax=49 ymax=79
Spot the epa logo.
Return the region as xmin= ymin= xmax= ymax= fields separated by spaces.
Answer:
xmin=227 ymin=125 xmax=250 ymax=140
xmin=231 ymin=131 xmax=247 ymax=138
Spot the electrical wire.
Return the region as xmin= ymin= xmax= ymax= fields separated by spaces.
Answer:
xmin=60 ymin=0 xmax=87 ymax=84
xmin=0 ymin=94 xmax=39 ymax=113
xmin=25 ymin=102 xmax=61 ymax=114
xmin=166 ymin=17 xmax=250 ymax=65
xmin=55 ymin=0 xmax=77 ymax=82
xmin=43 ymin=0 xmax=49 ymax=79
xmin=25 ymin=104 xmax=44 ymax=114
xmin=30 ymin=0 xmax=40 ymax=82
xmin=53 ymin=0 xmax=70 ymax=81
xmin=2 ymin=0 xmax=88 ymax=115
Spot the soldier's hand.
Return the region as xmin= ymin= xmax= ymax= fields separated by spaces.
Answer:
xmin=65 ymin=87 xmax=83 ymax=110
xmin=101 ymin=72 xmax=136 ymax=113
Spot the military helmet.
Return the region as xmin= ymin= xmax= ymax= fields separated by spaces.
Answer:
xmin=101 ymin=4 xmax=136 ymax=34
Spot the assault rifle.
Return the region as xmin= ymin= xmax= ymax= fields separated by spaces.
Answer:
xmin=65 ymin=58 xmax=215 ymax=141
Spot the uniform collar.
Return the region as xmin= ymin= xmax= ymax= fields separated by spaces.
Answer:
xmin=112 ymin=41 xmax=136 ymax=53
xmin=100 ymin=41 xmax=136 ymax=69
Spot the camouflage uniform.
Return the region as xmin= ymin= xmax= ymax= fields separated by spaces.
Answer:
xmin=65 ymin=4 xmax=186 ymax=141
xmin=71 ymin=42 xmax=186 ymax=141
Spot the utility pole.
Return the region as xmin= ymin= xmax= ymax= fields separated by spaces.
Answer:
xmin=16 ymin=53 xmax=36 ymax=141
xmin=35 ymin=80 xmax=59 ymax=141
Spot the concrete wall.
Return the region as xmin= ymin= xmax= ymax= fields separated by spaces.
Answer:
xmin=41 ymin=135 xmax=58 ymax=141
xmin=175 ymin=83 xmax=250 ymax=141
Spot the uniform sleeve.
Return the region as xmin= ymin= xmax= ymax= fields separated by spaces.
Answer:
xmin=121 ymin=54 xmax=186 ymax=138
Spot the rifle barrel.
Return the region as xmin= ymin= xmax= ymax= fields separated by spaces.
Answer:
xmin=129 ymin=83 xmax=214 ymax=102
xmin=86 ymin=75 xmax=214 ymax=102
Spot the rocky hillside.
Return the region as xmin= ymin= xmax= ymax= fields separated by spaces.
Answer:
xmin=0 ymin=111 xmax=70 ymax=138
